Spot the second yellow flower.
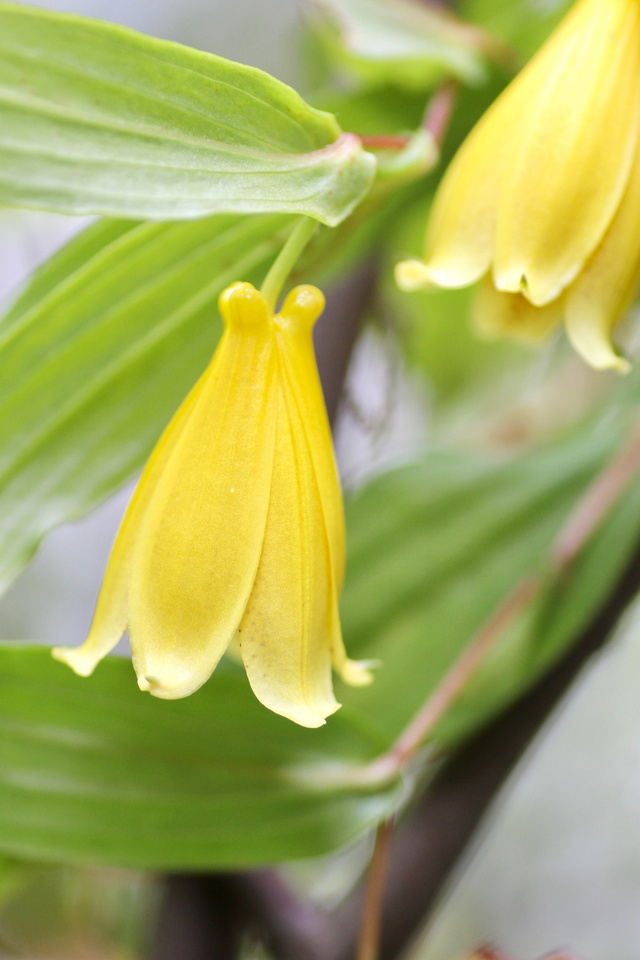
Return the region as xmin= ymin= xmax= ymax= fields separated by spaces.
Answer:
xmin=397 ymin=0 xmax=640 ymax=371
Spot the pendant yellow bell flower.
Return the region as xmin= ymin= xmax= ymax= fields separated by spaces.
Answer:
xmin=53 ymin=282 xmax=372 ymax=728
xmin=396 ymin=0 xmax=640 ymax=371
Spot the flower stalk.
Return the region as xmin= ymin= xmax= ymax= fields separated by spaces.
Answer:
xmin=260 ymin=216 xmax=318 ymax=313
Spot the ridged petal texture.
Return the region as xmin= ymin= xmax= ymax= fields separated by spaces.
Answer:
xmin=396 ymin=0 xmax=640 ymax=371
xmin=54 ymin=282 xmax=371 ymax=726
xmin=473 ymin=147 xmax=640 ymax=372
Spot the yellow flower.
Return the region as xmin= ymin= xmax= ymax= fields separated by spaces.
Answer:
xmin=396 ymin=0 xmax=640 ymax=371
xmin=53 ymin=282 xmax=372 ymax=728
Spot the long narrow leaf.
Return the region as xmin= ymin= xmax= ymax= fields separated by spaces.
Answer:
xmin=0 ymin=2 xmax=375 ymax=225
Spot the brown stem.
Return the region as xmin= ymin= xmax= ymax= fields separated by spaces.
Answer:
xmin=381 ymin=574 xmax=540 ymax=774
xmin=423 ymin=80 xmax=458 ymax=147
xmin=358 ymin=81 xmax=457 ymax=156
xmin=356 ymin=821 xmax=395 ymax=960
xmin=359 ymin=135 xmax=413 ymax=152
xmin=552 ymin=418 xmax=640 ymax=571
xmin=364 ymin=415 xmax=640 ymax=782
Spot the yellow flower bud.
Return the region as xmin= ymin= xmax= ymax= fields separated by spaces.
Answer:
xmin=396 ymin=0 xmax=640 ymax=371
xmin=53 ymin=282 xmax=372 ymax=728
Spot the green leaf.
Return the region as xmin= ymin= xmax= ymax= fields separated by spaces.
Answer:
xmin=0 ymin=646 xmax=401 ymax=868
xmin=0 ymin=212 xmax=293 ymax=594
xmin=0 ymin=2 xmax=375 ymax=226
xmin=308 ymin=0 xmax=489 ymax=90
xmin=338 ymin=414 xmax=640 ymax=746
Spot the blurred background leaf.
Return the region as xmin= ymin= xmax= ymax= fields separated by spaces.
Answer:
xmin=338 ymin=406 xmax=640 ymax=746
xmin=0 ymin=860 xmax=156 ymax=959
xmin=305 ymin=0 xmax=491 ymax=91
xmin=0 ymin=2 xmax=375 ymax=225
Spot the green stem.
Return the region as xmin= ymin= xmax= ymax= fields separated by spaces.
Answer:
xmin=260 ymin=216 xmax=318 ymax=313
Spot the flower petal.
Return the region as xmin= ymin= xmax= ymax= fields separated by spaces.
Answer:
xmin=417 ymin=75 xmax=532 ymax=290
xmin=239 ymin=287 xmax=371 ymax=727
xmin=275 ymin=287 xmax=372 ymax=687
xmin=128 ymin=283 xmax=278 ymax=699
xmin=472 ymin=276 xmax=561 ymax=343
xmin=239 ymin=380 xmax=339 ymax=728
xmin=276 ymin=287 xmax=344 ymax=587
xmin=493 ymin=0 xmax=640 ymax=305
xmin=563 ymin=139 xmax=640 ymax=372
xmin=52 ymin=367 xmax=210 ymax=677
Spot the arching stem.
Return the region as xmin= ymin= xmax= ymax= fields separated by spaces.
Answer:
xmin=260 ymin=216 xmax=318 ymax=313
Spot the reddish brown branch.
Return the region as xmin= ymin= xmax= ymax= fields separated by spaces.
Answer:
xmin=356 ymin=820 xmax=395 ymax=960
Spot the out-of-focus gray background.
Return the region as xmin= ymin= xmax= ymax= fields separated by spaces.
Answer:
xmin=3 ymin=3 xmax=640 ymax=959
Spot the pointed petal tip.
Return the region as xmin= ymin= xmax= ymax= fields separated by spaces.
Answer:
xmin=253 ymin=691 xmax=335 ymax=728
xmin=571 ymin=339 xmax=631 ymax=373
xmin=133 ymin=650 xmax=213 ymax=699
xmin=396 ymin=257 xmax=477 ymax=292
xmin=338 ymin=658 xmax=378 ymax=687
xmin=493 ymin=264 xmax=570 ymax=308
xmin=564 ymin=312 xmax=632 ymax=374
xmin=51 ymin=644 xmax=98 ymax=678
xmin=395 ymin=259 xmax=435 ymax=292
xmin=291 ymin=712 xmax=328 ymax=730
xmin=135 ymin=669 xmax=204 ymax=700
xmin=244 ymin=665 xmax=341 ymax=727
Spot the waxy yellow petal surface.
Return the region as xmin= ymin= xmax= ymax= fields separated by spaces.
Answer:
xmin=239 ymin=379 xmax=339 ymax=728
xmin=472 ymin=277 xmax=561 ymax=343
xmin=493 ymin=0 xmax=640 ymax=305
xmin=52 ymin=369 xmax=210 ymax=677
xmin=564 ymin=123 xmax=640 ymax=371
xmin=397 ymin=0 xmax=640 ymax=371
xmin=272 ymin=289 xmax=373 ymax=699
xmin=128 ymin=284 xmax=278 ymax=699
xmin=55 ymin=279 xmax=365 ymax=725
